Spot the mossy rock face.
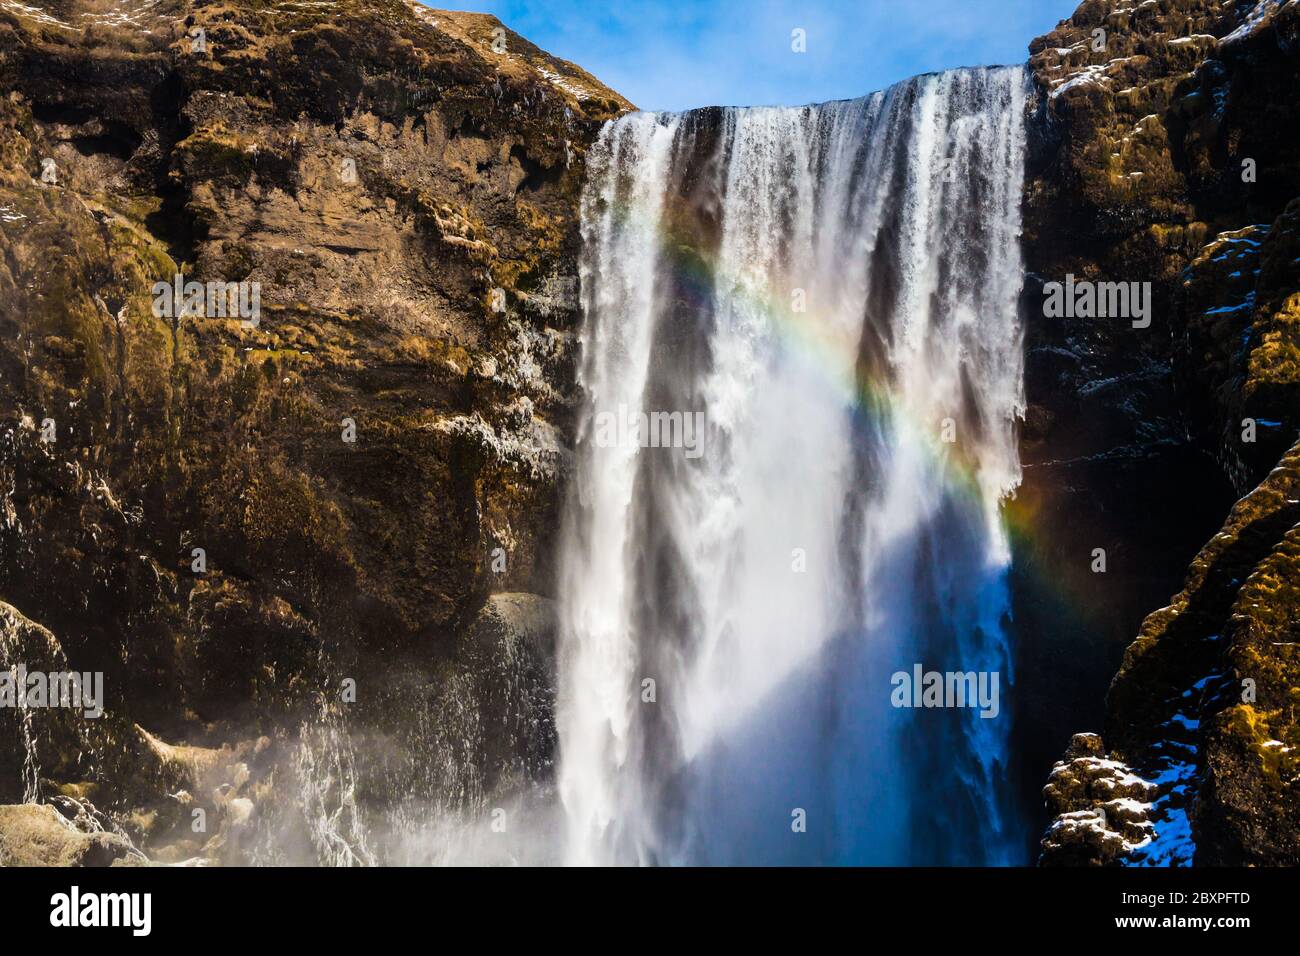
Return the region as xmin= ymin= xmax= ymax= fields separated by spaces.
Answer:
xmin=1025 ymin=0 xmax=1300 ymax=486
xmin=0 ymin=0 xmax=629 ymax=862
xmin=1196 ymin=519 xmax=1300 ymax=863
xmin=1025 ymin=0 xmax=1300 ymax=866
xmin=1176 ymin=201 xmax=1300 ymax=491
xmin=1046 ymin=440 xmax=1300 ymax=865
xmin=0 ymin=602 xmax=187 ymax=813
xmin=0 ymin=803 xmax=140 ymax=866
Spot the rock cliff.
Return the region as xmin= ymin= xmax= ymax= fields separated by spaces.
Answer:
xmin=0 ymin=0 xmax=627 ymax=863
xmin=1024 ymin=0 xmax=1300 ymax=865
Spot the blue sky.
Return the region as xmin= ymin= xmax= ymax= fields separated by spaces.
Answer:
xmin=428 ymin=0 xmax=1083 ymax=111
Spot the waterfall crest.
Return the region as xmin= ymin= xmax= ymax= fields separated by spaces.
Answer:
xmin=560 ymin=66 xmax=1030 ymax=865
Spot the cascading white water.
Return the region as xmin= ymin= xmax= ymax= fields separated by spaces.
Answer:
xmin=560 ymin=67 xmax=1029 ymax=865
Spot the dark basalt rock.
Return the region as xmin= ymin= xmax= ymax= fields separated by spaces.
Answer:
xmin=1028 ymin=0 xmax=1300 ymax=865
xmin=1042 ymin=439 xmax=1300 ymax=866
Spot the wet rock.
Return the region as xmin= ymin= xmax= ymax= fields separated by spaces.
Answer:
xmin=468 ymin=591 xmax=556 ymax=665
xmin=454 ymin=592 xmax=557 ymax=794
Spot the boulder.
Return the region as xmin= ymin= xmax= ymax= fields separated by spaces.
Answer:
xmin=0 ymin=803 xmax=139 ymax=867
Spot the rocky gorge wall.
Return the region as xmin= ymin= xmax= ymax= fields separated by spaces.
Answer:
xmin=1021 ymin=0 xmax=1300 ymax=865
xmin=0 ymin=0 xmax=628 ymax=864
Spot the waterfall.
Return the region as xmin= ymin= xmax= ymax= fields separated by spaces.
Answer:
xmin=559 ymin=66 xmax=1030 ymax=865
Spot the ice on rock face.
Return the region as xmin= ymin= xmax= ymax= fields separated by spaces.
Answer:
xmin=1220 ymin=0 xmax=1288 ymax=46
